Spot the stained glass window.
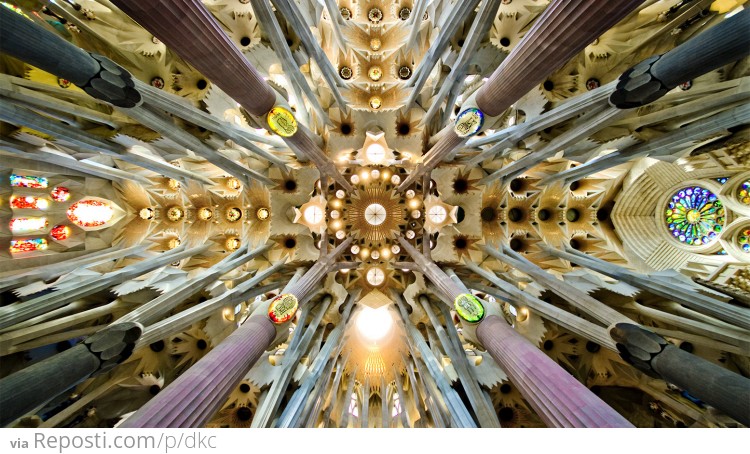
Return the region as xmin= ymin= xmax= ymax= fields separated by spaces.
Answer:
xmin=739 ymin=229 xmax=750 ymax=254
xmin=67 ymin=199 xmax=114 ymax=228
xmin=10 ymin=174 xmax=48 ymax=188
xmin=715 ymin=177 xmax=729 ymax=185
xmin=665 ymin=186 xmax=724 ymax=246
xmin=10 ymin=195 xmax=49 ymax=210
xmin=9 ymin=217 xmax=48 ymax=233
xmin=50 ymin=187 xmax=71 ymax=202
xmin=10 ymin=238 xmax=47 ymax=253
xmin=50 ymin=225 xmax=71 ymax=241
xmin=738 ymin=181 xmax=749 ymax=206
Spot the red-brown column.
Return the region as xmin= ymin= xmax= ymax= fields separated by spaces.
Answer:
xmin=475 ymin=0 xmax=644 ymax=116
xmin=477 ymin=316 xmax=634 ymax=427
xmin=111 ymin=0 xmax=275 ymax=116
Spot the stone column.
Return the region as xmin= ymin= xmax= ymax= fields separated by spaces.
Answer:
xmin=110 ymin=0 xmax=274 ymax=115
xmin=475 ymin=0 xmax=643 ymax=116
xmin=0 ymin=6 xmax=140 ymax=107
xmin=477 ymin=316 xmax=633 ymax=427
xmin=0 ymin=322 xmax=141 ymax=427
xmin=121 ymin=240 xmax=352 ymax=427
xmin=610 ymin=8 xmax=750 ymax=108
xmin=119 ymin=316 xmax=275 ymax=428
xmin=400 ymin=0 xmax=643 ymax=189
xmin=399 ymin=236 xmax=631 ymax=426
xmin=611 ymin=323 xmax=750 ymax=426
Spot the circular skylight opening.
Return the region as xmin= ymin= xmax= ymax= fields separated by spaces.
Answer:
xmin=428 ymin=205 xmax=447 ymax=223
xmin=364 ymin=203 xmax=387 ymax=226
xmin=366 ymin=143 xmax=386 ymax=163
xmin=366 ymin=267 xmax=385 ymax=286
xmin=303 ymin=205 xmax=325 ymax=224
xmin=356 ymin=306 xmax=392 ymax=342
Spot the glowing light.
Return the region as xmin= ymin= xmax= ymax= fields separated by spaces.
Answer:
xmin=364 ymin=203 xmax=387 ymax=226
xmin=10 ymin=238 xmax=47 ymax=254
xmin=10 ymin=195 xmax=48 ymax=210
xmin=371 ymin=250 xmax=380 ymax=260
xmin=167 ymin=206 xmax=184 ymax=221
xmin=356 ymin=306 xmax=392 ymax=342
xmin=368 ymin=66 xmax=383 ymax=81
xmin=411 ymin=210 xmax=421 ymax=219
xmin=9 ymin=217 xmax=48 ymax=233
xmin=167 ymin=179 xmax=181 ymax=190
xmin=226 ymin=178 xmax=242 ymax=190
xmin=330 ymin=210 xmax=340 ymax=219
xmin=371 ymin=169 xmax=380 ymax=179
xmin=390 ymin=175 xmax=401 ymax=185
xmin=369 ymin=96 xmax=382 ymax=110
xmin=303 ymin=205 xmax=325 ymax=224
xmin=198 ymin=208 xmax=214 ymax=220
xmin=405 ymin=230 xmax=415 ymax=239
xmin=50 ymin=225 xmax=71 ymax=241
xmin=10 ymin=174 xmax=48 ymax=188
xmin=167 ymin=238 xmax=182 ymax=249
xmin=50 ymin=187 xmax=71 ymax=202
xmin=336 ymin=190 xmax=346 ymax=199
xmin=381 ymin=248 xmax=391 ymax=258
xmin=351 ymin=174 xmax=360 ymax=184
xmin=406 ymin=190 xmax=416 ymax=199
xmin=225 ymin=237 xmax=241 ymax=251
xmin=226 ymin=207 xmax=242 ymax=222
xmin=391 ymin=245 xmax=400 ymax=254
xmin=139 ymin=208 xmax=154 ymax=220
xmin=335 ymin=230 xmax=346 ymax=239
xmin=360 ymin=171 xmax=370 ymax=181
xmin=351 ymin=244 xmax=361 ymax=254
xmin=408 ymin=199 xmax=420 ymax=209
xmin=366 ymin=143 xmax=386 ymax=163
xmin=256 ymin=207 xmax=270 ymax=220
xmin=67 ymin=200 xmax=114 ymax=228
xmin=370 ymin=38 xmax=381 ymax=51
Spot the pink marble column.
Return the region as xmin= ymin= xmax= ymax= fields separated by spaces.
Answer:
xmin=477 ymin=315 xmax=633 ymax=427
xmin=120 ymin=239 xmax=352 ymax=427
xmin=475 ymin=0 xmax=644 ymax=116
xmin=111 ymin=0 xmax=275 ymax=116
xmin=119 ymin=315 xmax=275 ymax=427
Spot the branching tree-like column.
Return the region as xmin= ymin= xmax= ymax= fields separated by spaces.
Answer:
xmin=398 ymin=0 xmax=643 ymax=191
xmin=110 ymin=0 xmax=352 ymax=191
xmin=610 ymin=7 xmax=750 ymax=108
xmin=0 ymin=323 xmax=142 ymax=427
xmin=120 ymin=238 xmax=353 ymax=428
xmin=397 ymin=237 xmax=633 ymax=427
xmin=611 ymin=324 xmax=750 ymax=426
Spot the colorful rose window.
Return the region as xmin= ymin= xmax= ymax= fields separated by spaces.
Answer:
xmin=50 ymin=225 xmax=71 ymax=241
xmin=50 ymin=186 xmax=71 ymax=202
xmin=739 ymin=229 xmax=750 ymax=254
xmin=738 ymin=181 xmax=750 ymax=206
xmin=10 ymin=195 xmax=49 ymax=210
xmin=66 ymin=199 xmax=114 ymax=228
xmin=10 ymin=238 xmax=47 ymax=254
xmin=10 ymin=174 xmax=48 ymax=188
xmin=9 ymin=217 xmax=49 ymax=233
xmin=665 ymin=186 xmax=725 ymax=247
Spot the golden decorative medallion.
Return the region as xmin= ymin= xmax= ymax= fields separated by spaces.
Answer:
xmin=268 ymin=294 xmax=299 ymax=324
xmin=267 ymin=106 xmax=297 ymax=137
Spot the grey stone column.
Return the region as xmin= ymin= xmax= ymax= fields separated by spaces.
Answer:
xmin=611 ymin=323 xmax=750 ymax=426
xmin=0 ymin=6 xmax=141 ymax=107
xmin=610 ymin=8 xmax=750 ymax=108
xmin=0 ymin=323 xmax=141 ymax=427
